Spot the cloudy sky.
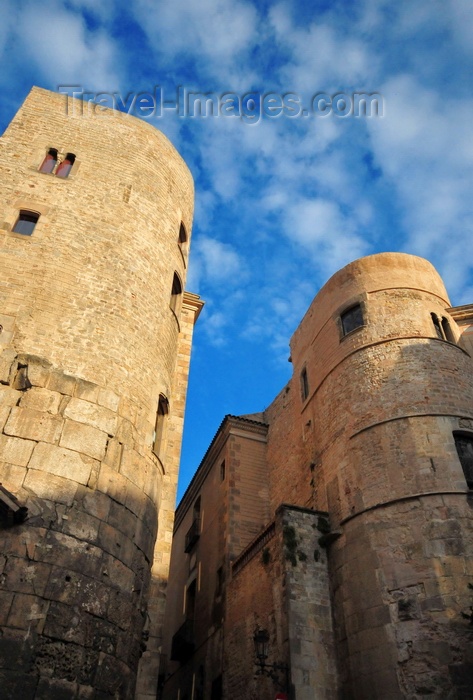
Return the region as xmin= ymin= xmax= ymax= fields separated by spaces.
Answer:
xmin=1 ymin=0 xmax=473 ymax=500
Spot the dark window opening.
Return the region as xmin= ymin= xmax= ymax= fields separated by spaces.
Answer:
xmin=179 ymin=222 xmax=188 ymax=247
xmin=441 ymin=317 xmax=455 ymax=343
xmin=215 ymin=566 xmax=224 ymax=597
xmin=170 ymin=272 xmax=183 ymax=314
xmin=13 ymin=210 xmax=40 ymax=236
xmin=220 ymin=460 xmax=226 ymax=481
xmin=56 ymin=152 xmax=76 ymax=178
xmin=301 ymin=367 xmax=309 ymax=401
xmin=185 ymin=496 xmax=201 ymax=552
xmin=431 ymin=313 xmax=444 ymax=339
xmin=341 ymin=304 xmax=364 ymax=336
xmin=431 ymin=313 xmax=456 ymax=343
xmin=39 ymin=148 xmax=58 ymax=174
xmin=454 ymin=433 xmax=473 ymax=489
xmin=186 ymin=579 xmax=197 ymax=620
xmin=152 ymin=394 xmax=169 ymax=458
xmin=211 ymin=676 xmax=223 ymax=700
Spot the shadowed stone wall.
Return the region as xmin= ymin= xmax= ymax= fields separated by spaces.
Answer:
xmin=0 ymin=88 xmax=202 ymax=699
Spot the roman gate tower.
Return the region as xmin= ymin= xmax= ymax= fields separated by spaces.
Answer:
xmin=0 ymin=87 xmax=202 ymax=699
xmin=289 ymin=253 xmax=473 ymax=697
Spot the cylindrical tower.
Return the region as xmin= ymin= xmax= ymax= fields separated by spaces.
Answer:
xmin=290 ymin=253 xmax=473 ymax=698
xmin=0 ymin=88 xmax=202 ymax=698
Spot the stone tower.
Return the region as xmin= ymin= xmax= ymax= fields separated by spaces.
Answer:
xmin=161 ymin=252 xmax=473 ymax=699
xmin=0 ymin=87 xmax=202 ymax=698
xmin=289 ymin=252 xmax=473 ymax=697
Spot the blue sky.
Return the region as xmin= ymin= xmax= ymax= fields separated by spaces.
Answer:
xmin=1 ymin=0 xmax=473 ymax=502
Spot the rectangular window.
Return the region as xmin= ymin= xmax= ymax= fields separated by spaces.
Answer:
xmin=341 ymin=304 xmax=364 ymax=336
xmin=454 ymin=433 xmax=473 ymax=488
xmin=13 ymin=211 xmax=39 ymax=236
xmin=300 ymin=367 xmax=309 ymax=401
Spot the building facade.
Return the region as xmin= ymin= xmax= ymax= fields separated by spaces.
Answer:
xmin=161 ymin=253 xmax=473 ymax=699
xmin=0 ymin=87 xmax=202 ymax=699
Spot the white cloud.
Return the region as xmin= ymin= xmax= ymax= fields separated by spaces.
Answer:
xmin=16 ymin=1 xmax=121 ymax=91
xmin=368 ymin=74 xmax=473 ymax=297
xmin=132 ymin=0 xmax=259 ymax=85
xmin=187 ymin=236 xmax=246 ymax=291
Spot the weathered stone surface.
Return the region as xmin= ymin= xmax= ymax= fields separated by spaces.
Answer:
xmin=64 ymin=399 xmax=117 ymax=436
xmin=19 ymin=387 xmax=61 ymax=414
xmin=0 ymin=87 xmax=200 ymax=700
xmin=0 ymin=433 xmax=34 ymax=466
xmin=59 ymin=419 xmax=108 ymax=461
xmin=4 ymin=406 xmax=63 ymax=443
xmin=23 ymin=469 xmax=78 ymax=505
xmin=29 ymin=442 xmax=94 ymax=485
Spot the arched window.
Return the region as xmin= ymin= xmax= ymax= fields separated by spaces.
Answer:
xmin=13 ymin=210 xmax=40 ymax=236
xmin=178 ymin=222 xmax=188 ymax=259
xmin=441 ymin=317 xmax=455 ymax=343
xmin=152 ymin=394 xmax=169 ymax=458
xmin=170 ymin=272 xmax=183 ymax=315
xmin=39 ymin=148 xmax=58 ymax=174
xmin=179 ymin=222 xmax=187 ymax=247
xmin=56 ymin=152 xmax=76 ymax=178
xmin=431 ymin=313 xmax=443 ymax=339
xmin=431 ymin=313 xmax=456 ymax=343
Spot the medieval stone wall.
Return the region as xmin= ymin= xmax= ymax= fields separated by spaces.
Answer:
xmin=286 ymin=253 xmax=473 ymax=698
xmin=0 ymin=87 xmax=200 ymax=699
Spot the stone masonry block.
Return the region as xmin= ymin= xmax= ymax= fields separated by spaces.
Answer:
xmin=0 ymin=348 xmax=16 ymax=384
xmin=0 ymin=434 xmax=35 ymax=466
xmin=4 ymin=556 xmax=51 ymax=596
xmin=97 ymin=387 xmax=120 ymax=412
xmin=44 ymin=567 xmax=109 ymax=618
xmin=61 ymin=509 xmax=101 ymax=544
xmin=23 ymin=469 xmax=78 ymax=506
xmin=120 ymin=446 xmax=146 ymax=490
xmin=47 ymin=370 xmax=77 ymax=395
xmin=4 ymin=406 xmax=63 ymax=443
xmin=7 ymin=592 xmax=49 ymax=631
xmin=19 ymin=387 xmax=61 ymax=414
xmin=16 ymin=355 xmax=52 ymax=388
xmin=64 ymin=398 xmax=117 ymax=436
xmin=103 ymin=438 xmax=122 ymax=470
xmin=0 ymin=590 xmax=14 ymax=625
xmin=97 ymin=464 xmax=128 ymax=505
xmin=60 ymin=419 xmax=108 ymax=461
xmin=0 ymin=386 xmax=21 ymax=408
xmin=29 ymin=442 xmax=94 ymax=485
xmin=35 ymin=530 xmax=103 ymax=580
xmin=75 ymin=378 xmax=100 ymax=403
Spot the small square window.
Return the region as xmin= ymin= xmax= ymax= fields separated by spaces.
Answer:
xmin=341 ymin=304 xmax=364 ymax=336
xmin=13 ymin=210 xmax=40 ymax=236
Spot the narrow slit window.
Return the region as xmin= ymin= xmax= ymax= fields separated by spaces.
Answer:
xmin=431 ymin=313 xmax=444 ymax=339
xmin=153 ymin=394 xmax=169 ymax=458
xmin=13 ymin=210 xmax=40 ymax=236
xmin=441 ymin=317 xmax=455 ymax=343
xmin=454 ymin=432 xmax=473 ymax=489
xmin=56 ymin=153 xmax=76 ymax=178
xmin=39 ymin=148 xmax=58 ymax=174
xmin=300 ymin=367 xmax=309 ymax=401
xmin=341 ymin=304 xmax=364 ymax=336
xmin=170 ymin=272 xmax=183 ymax=314
xmin=178 ymin=222 xmax=188 ymax=249
xmin=220 ymin=460 xmax=226 ymax=482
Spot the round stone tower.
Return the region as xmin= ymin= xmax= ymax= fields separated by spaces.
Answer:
xmin=290 ymin=252 xmax=473 ymax=698
xmin=0 ymin=87 xmax=202 ymax=698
